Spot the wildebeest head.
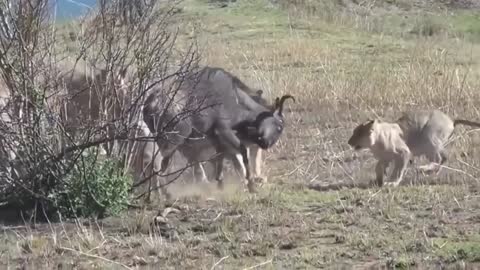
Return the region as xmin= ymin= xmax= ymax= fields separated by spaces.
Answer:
xmin=249 ymin=94 xmax=295 ymax=149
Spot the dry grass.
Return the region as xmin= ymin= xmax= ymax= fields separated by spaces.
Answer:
xmin=1 ymin=0 xmax=480 ymax=269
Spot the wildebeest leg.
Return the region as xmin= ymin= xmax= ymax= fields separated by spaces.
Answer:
xmin=151 ymin=161 xmax=173 ymax=202
xmin=250 ymin=146 xmax=266 ymax=183
xmin=160 ymin=154 xmax=172 ymax=172
xmin=214 ymin=127 xmax=254 ymax=193
xmin=157 ymin=133 xmax=186 ymax=173
xmin=140 ymin=143 xmax=171 ymax=203
xmin=183 ymin=150 xmax=209 ymax=183
xmin=141 ymin=165 xmax=155 ymax=204
xmin=232 ymin=153 xmax=247 ymax=183
xmin=193 ymin=162 xmax=209 ymax=183
xmin=214 ymin=154 xmax=225 ymax=190
xmin=154 ymin=167 xmax=172 ymax=202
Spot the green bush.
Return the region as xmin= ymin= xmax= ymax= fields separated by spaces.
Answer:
xmin=50 ymin=149 xmax=132 ymax=219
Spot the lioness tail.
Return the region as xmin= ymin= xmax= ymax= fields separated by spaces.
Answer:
xmin=454 ymin=119 xmax=480 ymax=128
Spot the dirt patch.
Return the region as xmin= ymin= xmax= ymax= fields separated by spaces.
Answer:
xmin=165 ymin=176 xmax=245 ymax=201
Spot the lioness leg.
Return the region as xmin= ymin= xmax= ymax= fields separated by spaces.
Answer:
xmin=250 ymin=146 xmax=266 ymax=183
xmin=375 ymin=161 xmax=388 ymax=187
xmin=385 ymin=153 xmax=409 ymax=187
xmin=419 ymin=150 xmax=445 ymax=175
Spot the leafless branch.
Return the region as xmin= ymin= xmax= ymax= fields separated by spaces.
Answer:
xmin=0 ymin=0 xmax=202 ymax=214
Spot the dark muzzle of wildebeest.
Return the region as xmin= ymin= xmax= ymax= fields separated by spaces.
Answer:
xmin=249 ymin=94 xmax=295 ymax=149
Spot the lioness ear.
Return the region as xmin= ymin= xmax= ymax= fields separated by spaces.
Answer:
xmin=363 ymin=119 xmax=377 ymax=130
xmin=362 ymin=119 xmax=374 ymax=126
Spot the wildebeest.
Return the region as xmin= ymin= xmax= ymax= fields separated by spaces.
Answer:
xmin=0 ymin=60 xmax=167 ymax=203
xmin=0 ymin=59 xmax=130 ymax=157
xmin=49 ymin=60 xmax=170 ymax=198
xmin=143 ymin=66 xmax=294 ymax=198
xmin=47 ymin=59 xmax=130 ymax=154
xmin=172 ymin=85 xmax=273 ymax=185
xmin=133 ymin=67 xmax=273 ymax=193
xmin=129 ymin=119 xmax=164 ymax=202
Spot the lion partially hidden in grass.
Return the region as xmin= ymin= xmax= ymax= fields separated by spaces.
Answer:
xmin=348 ymin=110 xmax=480 ymax=187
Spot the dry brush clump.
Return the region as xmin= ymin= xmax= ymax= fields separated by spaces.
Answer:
xmin=0 ymin=0 xmax=201 ymax=219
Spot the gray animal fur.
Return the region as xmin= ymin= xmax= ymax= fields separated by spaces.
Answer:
xmin=177 ymin=67 xmax=275 ymax=183
xmin=143 ymin=66 xmax=294 ymax=198
xmin=397 ymin=109 xmax=480 ymax=170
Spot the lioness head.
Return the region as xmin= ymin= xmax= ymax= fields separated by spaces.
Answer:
xmin=348 ymin=119 xmax=377 ymax=150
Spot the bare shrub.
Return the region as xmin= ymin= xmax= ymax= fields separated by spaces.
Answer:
xmin=0 ymin=0 xmax=199 ymax=218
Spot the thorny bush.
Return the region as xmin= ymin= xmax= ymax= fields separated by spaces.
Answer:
xmin=0 ymin=0 xmax=200 ymax=219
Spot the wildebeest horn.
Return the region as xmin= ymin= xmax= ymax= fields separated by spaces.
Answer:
xmin=273 ymin=97 xmax=280 ymax=110
xmin=274 ymin=94 xmax=295 ymax=116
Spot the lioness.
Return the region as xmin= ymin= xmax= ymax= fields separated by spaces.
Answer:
xmin=348 ymin=110 xmax=480 ymax=187
xmin=396 ymin=110 xmax=480 ymax=171
xmin=347 ymin=119 xmax=411 ymax=187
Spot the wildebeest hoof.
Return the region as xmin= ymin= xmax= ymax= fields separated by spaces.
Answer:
xmin=216 ymin=180 xmax=224 ymax=190
xmin=246 ymin=181 xmax=256 ymax=193
xmin=163 ymin=191 xmax=173 ymax=203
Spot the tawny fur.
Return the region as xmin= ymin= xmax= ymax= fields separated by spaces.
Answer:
xmin=348 ymin=119 xmax=411 ymax=187
xmin=349 ymin=109 xmax=480 ymax=187
xmin=396 ymin=109 xmax=480 ymax=172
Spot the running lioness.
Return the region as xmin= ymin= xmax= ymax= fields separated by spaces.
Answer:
xmin=348 ymin=110 xmax=480 ymax=187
